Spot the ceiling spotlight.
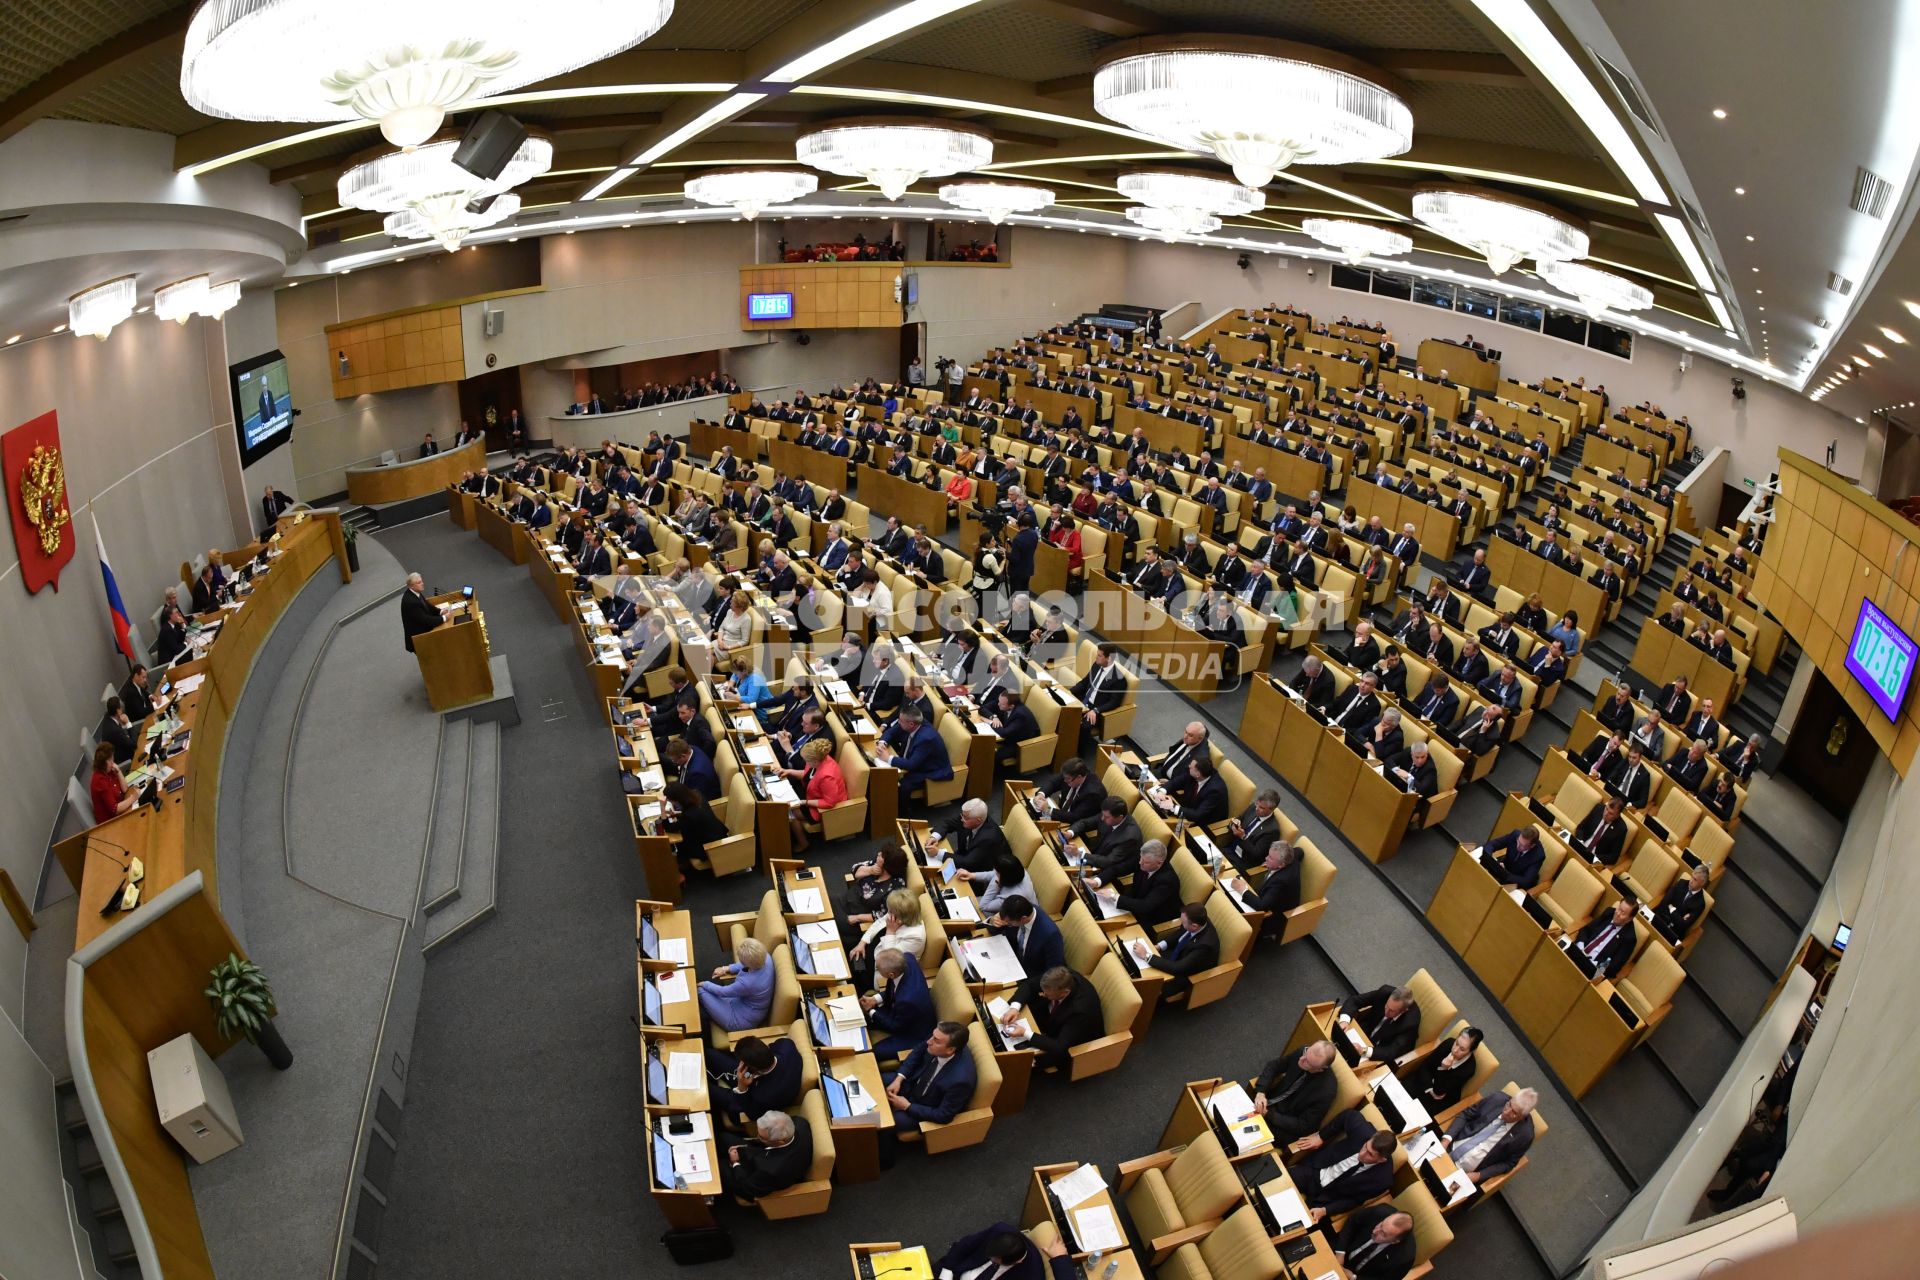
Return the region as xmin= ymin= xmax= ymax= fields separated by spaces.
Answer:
xmin=795 ymin=118 xmax=992 ymax=199
xmin=1865 ymin=343 xmax=1887 ymax=358
xmin=1712 ymin=108 xmax=1728 ymax=119
xmin=52 ymin=323 xmax=66 ymax=334
xmin=1745 ymin=234 xmax=1755 ymax=241
xmin=1412 ymin=185 xmax=1588 ymax=274
xmin=1881 ymin=326 xmax=1906 ymax=344
xmin=1734 ymin=186 xmax=1746 ymax=194
xmin=938 ymin=180 xmax=1056 ymax=225
xmin=685 ymin=168 xmax=819 ymax=220
xmin=1905 ymin=300 xmax=1920 ymax=320
xmin=181 ymin=0 xmax=675 ymax=148
xmin=1301 ymin=217 xmax=1413 ymax=263
xmin=69 ymin=276 xmax=137 ymax=340
xmin=1092 ymin=35 xmax=1412 ymax=189
xmin=5 ymin=335 xmax=18 ymax=345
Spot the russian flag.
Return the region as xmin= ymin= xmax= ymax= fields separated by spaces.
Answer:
xmin=92 ymin=512 xmax=135 ymax=663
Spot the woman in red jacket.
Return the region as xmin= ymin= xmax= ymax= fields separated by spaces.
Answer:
xmin=1046 ymin=510 xmax=1085 ymax=573
xmin=89 ymin=743 xmax=139 ymax=824
xmin=788 ymin=737 xmax=847 ymax=853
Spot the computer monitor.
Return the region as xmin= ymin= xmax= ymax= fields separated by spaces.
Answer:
xmin=793 ymin=935 xmax=815 ymax=975
xmin=804 ymin=997 xmax=831 ymax=1044
xmin=642 ymin=977 xmax=664 ymax=1026
xmin=639 ymin=914 xmax=660 ymax=958
xmin=940 ymin=855 xmax=958 ymax=884
xmin=1833 ymin=923 xmax=1851 ymax=954
xmin=651 ymin=1132 xmax=677 ymax=1187
xmin=645 ymin=1050 xmax=669 ymax=1105
xmin=820 ymin=1069 xmax=851 ymax=1118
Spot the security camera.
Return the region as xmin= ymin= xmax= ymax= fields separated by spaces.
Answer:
xmin=1236 ymin=253 xmax=1250 ymax=270
xmin=1731 ymin=376 xmax=1747 ymax=401
xmin=1678 ymin=350 xmax=1692 ymax=374
xmin=1305 ymin=265 xmax=1316 ymax=282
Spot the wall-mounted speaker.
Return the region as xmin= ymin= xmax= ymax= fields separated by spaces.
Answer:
xmin=482 ymin=308 xmax=505 ymax=338
xmin=452 ymin=111 xmax=530 ymax=182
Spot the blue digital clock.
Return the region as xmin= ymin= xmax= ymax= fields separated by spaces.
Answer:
xmin=746 ymin=292 xmax=794 ymax=320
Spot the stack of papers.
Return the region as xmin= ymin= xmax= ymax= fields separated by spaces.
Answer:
xmin=824 ymin=996 xmax=866 ymax=1027
xmin=745 ymin=742 xmax=777 ymax=766
xmin=1048 ymin=1162 xmax=1107 ymax=1210
xmin=810 ymin=946 xmax=850 ymax=979
xmin=654 ymin=970 xmax=690 ymax=1004
xmin=956 ymin=933 xmax=1024 ymax=982
xmin=1264 ymin=1187 xmax=1311 ymax=1233
xmin=786 ymin=886 xmax=825 ymax=915
xmin=666 ymin=1052 xmax=702 ymax=1091
xmin=793 ymin=922 xmax=839 ymax=945
xmin=174 ymin=673 xmax=206 ymax=695
xmin=1071 ymin=1206 xmax=1124 ymax=1253
xmin=656 ymin=937 xmax=689 ymax=965
xmin=985 ymin=997 xmax=1029 ymax=1046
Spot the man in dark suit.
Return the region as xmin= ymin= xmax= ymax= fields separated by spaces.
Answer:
xmin=1225 ymin=790 xmax=1284 ymax=864
xmin=1382 ymin=741 xmax=1439 ymax=801
xmin=862 ymin=950 xmax=937 ymax=1060
xmin=99 ymin=698 xmax=137 ymax=765
xmin=664 ymin=738 xmax=720 ymax=801
xmin=1037 ymin=758 xmax=1106 ymax=825
xmin=1652 ymin=867 xmax=1711 ymax=943
xmin=1682 ymin=699 xmax=1722 ymax=746
xmin=1442 ymin=1088 xmax=1539 ymax=1183
xmin=705 ymin=1034 xmax=803 ymax=1129
xmin=118 ymin=664 xmax=157 ymax=724
xmin=1071 ymin=643 xmax=1128 ymax=737
xmin=1571 ymin=796 xmax=1628 ymax=866
xmin=935 ymin=798 xmax=1012 ymax=873
xmin=1143 ymin=902 xmax=1219 ymax=998
xmin=1480 ymin=825 xmax=1546 ymax=889
xmin=419 ymin=432 xmax=439 ymax=457
xmin=1409 ymin=674 xmax=1460 ymax=728
xmin=720 ymin=1109 xmax=811 ymax=1201
xmin=261 ymin=485 xmax=294 ymax=528
xmin=1008 ymin=966 xmax=1102 ymax=1071
xmin=1293 ymin=1109 xmax=1399 ymax=1218
xmin=993 ymin=897 xmax=1066 ymax=1002
xmin=1328 ymin=672 xmax=1383 ymax=735
xmin=1173 ymin=756 xmax=1229 ymax=826
xmin=1291 ymin=655 xmax=1336 ymax=711
xmin=1072 ymin=798 xmax=1143 ymax=880
xmin=1609 ymin=745 xmax=1653 ymax=809
xmin=1596 ymin=686 xmax=1637 ymax=734
xmin=1089 ymin=840 xmax=1180 ymax=927
xmin=882 ymin=1022 xmax=976 ymax=1155
xmin=1656 ymin=677 xmax=1693 ymax=725
xmin=931 ymin=1224 xmax=1058 ymax=1280
xmin=1334 ymin=1206 xmax=1417 ymax=1280
xmin=400 ymin=573 xmax=442 ymax=653
xmin=1337 ymin=983 xmax=1422 ymax=1065
xmin=1665 ymin=739 xmax=1712 ymax=793
xmin=989 ymin=688 xmax=1041 ymax=772
xmin=1718 ymin=733 xmax=1765 ymax=783
xmin=1568 ymin=900 xmax=1638 ymax=979
xmin=666 ymin=699 xmax=718 ymax=763
xmin=1252 ymin=1038 xmax=1338 ymax=1141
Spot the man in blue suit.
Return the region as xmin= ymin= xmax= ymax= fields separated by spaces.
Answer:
xmin=992 ymin=896 xmax=1065 ymax=1002
xmin=1007 ymin=514 xmax=1040 ymax=595
xmin=933 ymin=1223 xmax=1070 ymax=1280
xmin=881 ymin=1021 xmax=975 ymax=1164
xmin=1479 ymin=824 xmax=1545 ymax=889
xmin=877 ymin=706 xmax=952 ymax=804
xmin=862 ymin=950 xmax=935 ymax=1061
xmin=666 ymin=738 xmax=720 ymax=801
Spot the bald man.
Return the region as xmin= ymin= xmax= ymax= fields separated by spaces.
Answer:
xmin=400 ymin=573 xmax=442 ymax=652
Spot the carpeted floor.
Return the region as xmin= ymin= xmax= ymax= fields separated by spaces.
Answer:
xmin=366 ymin=512 xmax=1561 ymax=1280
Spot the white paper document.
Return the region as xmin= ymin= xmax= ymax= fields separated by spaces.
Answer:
xmin=657 ymin=937 xmax=689 ymax=965
xmin=812 ymin=946 xmax=850 ymax=979
xmin=1071 ymin=1206 xmax=1124 ymax=1254
xmin=745 ymin=742 xmax=777 ymax=766
xmin=1048 ymin=1162 xmax=1107 ymax=1211
xmin=786 ymin=886 xmax=825 ymax=915
xmin=174 ymin=674 xmax=206 ymax=695
xmin=941 ymin=895 xmax=981 ymax=923
xmin=762 ymin=778 xmax=800 ymax=804
xmin=1265 ymin=1187 xmax=1310 ymax=1232
xmin=956 ymin=933 xmax=1025 ymax=983
xmin=671 ymin=1144 xmax=709 ymax=1180
xmin=662 ymin=1110 xmax=712 ymax=1145
xmin=794 ymin=921 xmax=839 ymax=945
xmin=666 ymin=1052 xmax=702 ymax=1091
xmin=985 ymin=997 xmax=1030 ymax=1046
xmin=654 ymin=970 xmax=690 ymax=1005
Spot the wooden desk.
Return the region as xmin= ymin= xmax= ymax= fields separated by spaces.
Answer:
xmin=1023 ymin=1163 xmax=1142 ymax=1275
xmin=1426 ymin=846 xmax=1501 ymax=954
xmin=1415 ymin=340 xmax=1497 ymax=393
xmin=447 ymin=487 xmax=477 ymax=529
xmin=475 ymin=498 xmax=530 ymax=564
xmin=1629 ymin=620 xmax=1742 ymax=708
xmin=1460 ymin=880 xmax=1549 ymax=1000
xmin=645 ymin=1108 xmax=720 ymax=1229
xmin=824 ymin=1053 xmax=894 ymax=1183
xmin=346 ymin=438 xmax=485 ymax=505
xmin=856 ymin=465 xmax=951 ymax=535
xmin=413 ymin=592 xmax=494 ymax=710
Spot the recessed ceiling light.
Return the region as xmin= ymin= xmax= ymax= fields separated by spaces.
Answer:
xmin=509 ymin=236 xmax=519 ymax=242
xmin=1865 ymin=343 xmax=1887 ymax=358
xmin=1759 ymin=306 xmax=1765 ymax=311
xmin=1751 ymin=266 xmax=1759 ymax=272
xmin=1906 ymin=300 xmax=1920 ymax=320
xmin=1881 ymin=326 xmax=1906 ymax=343
xmin=134 ymin=305 xmax=149 ymax=314
xmin=1712 ymin=108 xmax=1728 ymax=119
xmin=51 ymin=323 xmax=65 ymax=333
xmin=5 ymin=335 xmax=18 ymax=345
xmin=1734 ymin=186 xmax=1746 ymax=195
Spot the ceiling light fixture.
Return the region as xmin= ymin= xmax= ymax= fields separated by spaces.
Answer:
xmin=684 ymin=168 xmax=819 ymax=219
xmin=154 ymin=274 xmax=212 ymax=324
xmin=1881 ymin=326 xmax=1907 ymax=344
xmin=5 ymin=335 xmax=18 ymax=346
xmin=52 ymin=323 xmax=66 ymax=334
xmin=1713 ymin=108 xmax=1728 ymax=119
xmin=1300 ymin=216 xmax=1412 ymax=262
xmin=937 ymin=180 xmax=1055 ymax=225
xmin=1119 ymin=170 xmax=1265 ymax=228
xmin=1734 ymin=186 xmax=1746 ymax=195
xmin=1538 ymin=259 xmax=1653 ymax=315
xmin=199 ymin=279 xmax=243 ymax=319
xmin=1093 ymin=35 xmax=1411 ymax=189
xmin=795 ymin=118 xmax=992 ymax=200
xmin=68 ymin=276 xmax=137 ymax=341
xmin=1125 ymin=205 xmax=1221 ymax=241
xmin=1411 ymin=185 xmax=1588 ymax=274
xmin=341 ymin=136 xmax=552 ymax=250
xmin=181 ymin=0 xmax=675 ymax=148
xmin=1865 ymin=343 xmax=1887 ymax=358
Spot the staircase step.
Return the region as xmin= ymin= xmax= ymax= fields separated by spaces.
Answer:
xmin=84 ymin=1170 xmax=123 ymax=1220
xmin=102 ymin=1216 xmax=137 ymax=1266
xmin=421 ymin=719 xmax=473 ymax=917
xmin=424 ymin=721 xmax=501 ymax=953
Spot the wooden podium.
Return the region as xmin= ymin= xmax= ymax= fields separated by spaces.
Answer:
xmin=415 ymin=592 xmax=494 ymax=710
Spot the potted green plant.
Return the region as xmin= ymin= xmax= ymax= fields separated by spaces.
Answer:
xmin=341 ymin=523 xmax=360 ymax=573
xmin=204 ymin=953 xmax=293 ymax=1070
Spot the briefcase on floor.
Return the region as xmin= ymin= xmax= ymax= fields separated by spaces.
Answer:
xmin=662 ymin=1226 xmax=734 ymax=1265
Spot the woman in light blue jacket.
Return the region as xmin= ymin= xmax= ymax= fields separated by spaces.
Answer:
xmin=698 ymin=937 xmax=775 ymax=1031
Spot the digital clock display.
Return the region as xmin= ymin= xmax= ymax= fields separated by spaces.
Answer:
xmin=1844 ymin=597 xmax=1918 ymax=720
xmin=746 ymin=292 xmax=794 ymax=320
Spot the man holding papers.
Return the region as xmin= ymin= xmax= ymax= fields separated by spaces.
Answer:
xmin=862 ymin=950 xmax=937 ymax=1060
xmin=1003 ymin=967 xmax=1100 ymax=1072
xmin=1290 ymin=1109 xmax=1398 ymax=1219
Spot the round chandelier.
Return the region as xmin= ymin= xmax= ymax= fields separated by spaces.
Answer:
xmin=684 ymin=168 xmax=819 ymax=220
xmin=386 ymin=194 xmax=522 ymax=251
xmin=155 ymin=275 xmax=212 ymax=324
xmin=795 ymin=118 xmax=993 ymax=200
xmin=69 ymin=276 xmax=137 ymax=341
xmin=1412 ymin=185 xmax=1588 ymax=275
xmin=1119 ymin=170 xmax=1263 ymax=225
xmin=937 ymin=181 xmax=1055 ymax=225
xmin=1538 ymin=259 xmax=1653 ymax=315
xmin=1094 ymin=36 xmax=1412 ymax=189
xmin=181 ymin=0 xmax=676 ymax=148
xmin=1301 ymin=217 xmax=1412 ymax=263
xmin=341 ymin=136 xmax=551 ymax=250
xmin=200 ymin=279 xmax=243 ymax=319
xmin=1126 ymin=206 xmax=1220 ymax=241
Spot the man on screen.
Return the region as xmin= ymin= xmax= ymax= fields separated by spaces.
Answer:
xmin=258 ymin=381 xmax=275 ymax=427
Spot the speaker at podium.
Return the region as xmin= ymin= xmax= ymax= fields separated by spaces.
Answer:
xmin=413 ymin=588 xmax=495 ymax=710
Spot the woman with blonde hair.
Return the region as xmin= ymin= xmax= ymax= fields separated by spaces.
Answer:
xmin=849 ymin=887 xmax=925 ymax=987
xmin=699 ymin=936 xmax=775 ymax=1031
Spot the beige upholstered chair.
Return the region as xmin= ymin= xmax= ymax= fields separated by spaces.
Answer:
xmin=1120 ymin=1132 xmax=1244 ymax=1264
xmin=1155 ymin=1203 xmax=1282 ymax=1280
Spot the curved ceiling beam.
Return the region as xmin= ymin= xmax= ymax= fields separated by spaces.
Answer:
xmin=0 ymin=8 xmax=193 ymax=145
